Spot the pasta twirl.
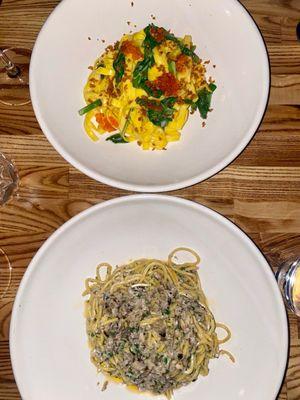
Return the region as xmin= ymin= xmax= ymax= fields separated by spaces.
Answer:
xmin=83 ymin=248 xmax=234 ymax=398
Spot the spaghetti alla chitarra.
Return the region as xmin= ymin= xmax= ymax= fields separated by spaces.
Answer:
xmin=83 ymin=248 xmax=234 ymax=399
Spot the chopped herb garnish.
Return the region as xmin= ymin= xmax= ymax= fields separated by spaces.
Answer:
xmin=163 ymin=356 xmax=169 ymax=365
xmin=78 ymin=99 xmax=102 ymax=116
xmin=163 ymin=308 xmax=170 ymax=315
xmin=130 ymin=344 xmax=140 ymax=355
xmin=119 ymin=341 xmax=125 ymax=351
xmin=129 ymin=326 xmax=138 ymax=333
xmin=196 ymin=83 xmax=217 ymax=119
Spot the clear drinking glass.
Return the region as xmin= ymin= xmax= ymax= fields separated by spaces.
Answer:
xmin=0 ymin=152 xmax=18 ymax=299
xmin=0 ymin=152 xmax=18 ymax=205
xmin=0 ymin=247 xmax=12 ymax=299
xmin=0 ymin=47 xmax=31 ymax=106
xmin=276 ymin=259 xmax=300 ymax=316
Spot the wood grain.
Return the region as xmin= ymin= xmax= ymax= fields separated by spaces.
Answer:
xmin=0 ymin=0 xmax=300 ymax=398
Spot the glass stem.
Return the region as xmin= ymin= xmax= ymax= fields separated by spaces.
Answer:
xmin=0 ymin=49 xmax=20 ymax=78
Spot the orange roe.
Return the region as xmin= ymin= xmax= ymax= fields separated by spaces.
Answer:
xmin=153 ymin=72 xmax=180 ymax=96
xmin=96 ymin=113 xmax=119 ymax=132
xmin=120 ymin=40 xmax=143 ymax=60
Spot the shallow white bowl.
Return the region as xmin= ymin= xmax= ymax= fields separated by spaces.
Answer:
xmin=30 ymin=0 xmax=270 ymax=192
xmin=10 ymin=195 xmax=287 ymax=400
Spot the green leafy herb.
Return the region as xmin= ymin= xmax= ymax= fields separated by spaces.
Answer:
xmin=168 ymin=60 xmax=176 ymax=76
xmin=106 ymin=133 xmax=128 ymax=143
xmin=143 ymin=24 xmax=161 ymax=50
xmin=113 ymin=52 xmax=126 ymax=84
xmin=106 ymin=109 xmax=132 ymax=144
xmin=183 ymin=99 xmax=194 ymax=105
xmin=196 ymin=83 xmax=217 ymax=119
xmin=163 ymin=308 xmax=170 ymax=315
xmin=132 ymin=49 xmax=163 ymax=97
xmin=161 ymin=97 xmax=177 ymax=108
xmin=136 ymin=96 xmax=177 ymax=128
xmin=132 ymin=52 xmax=154 ymax=88
xmin=184 ymin=98 xmax=197 ymax=112
xmin=78 ymin=99 xmax=102 ymax=116
xmin=132 ymin=25 xmax=164 ymax=97
xmin=142 ymin=81 xmax=163 ymax=98
xmin=165 ymin=32 xmax=199 ymax=63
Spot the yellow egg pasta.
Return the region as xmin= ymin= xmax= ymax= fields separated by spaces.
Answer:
xmin=78 ymin=25 xmax=216 ymax=150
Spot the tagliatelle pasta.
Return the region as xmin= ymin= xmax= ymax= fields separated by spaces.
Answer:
xmin=79 ymin=25 xmax=216 ymax=150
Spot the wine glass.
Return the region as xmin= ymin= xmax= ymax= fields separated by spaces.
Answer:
xmin=276 ymin=259 xmax=300 ymax=316
xmin=0 ymin=247 xmax=12 ymax=299
xmin=0 ymin=47 xmax=31 ymax=106
xmin=0 ymin=152 xmax=18 ymax=298
xmin=0 ymin=152 xmax=18 ymax=205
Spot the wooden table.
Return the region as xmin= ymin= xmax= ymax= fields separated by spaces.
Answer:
xmin=0 ymin=0 xmax=299 ymax=398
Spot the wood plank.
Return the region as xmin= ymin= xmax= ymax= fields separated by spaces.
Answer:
xmin=270 ymin=75 xmax=300 ymax=105
xmin=236 ymin=105 xmax=300 ymax=167
xmin=241 ymin=0 xmax=300 ymax=18
xmin=268 ymin=45 xmax=300 ymax=74
xmin=0 ymin=0 xmax=59 ymax=48
xmin=281 ymin=17 xmax=300 ymax=43
xmin=0 ymin=198 xmax=97 ymax=233
xmin=0 ymin=103 xmax=41 ymax=136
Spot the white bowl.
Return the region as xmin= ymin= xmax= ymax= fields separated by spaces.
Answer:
xmin=10 ymin=195 xmax=287 ymax=400
xmin=30 ymin=0 xmax=269 ymax=192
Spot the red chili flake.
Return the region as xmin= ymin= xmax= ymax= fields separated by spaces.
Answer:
xmin=121 ymin=40 xmax=143 ymax=60
xmin=153 ymin=72 xmax=180 ymax=96
xmin=202 ymin=121 xmax=206 ymax=128
xmin=150 ymin=26 xmax=166 ymax=42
